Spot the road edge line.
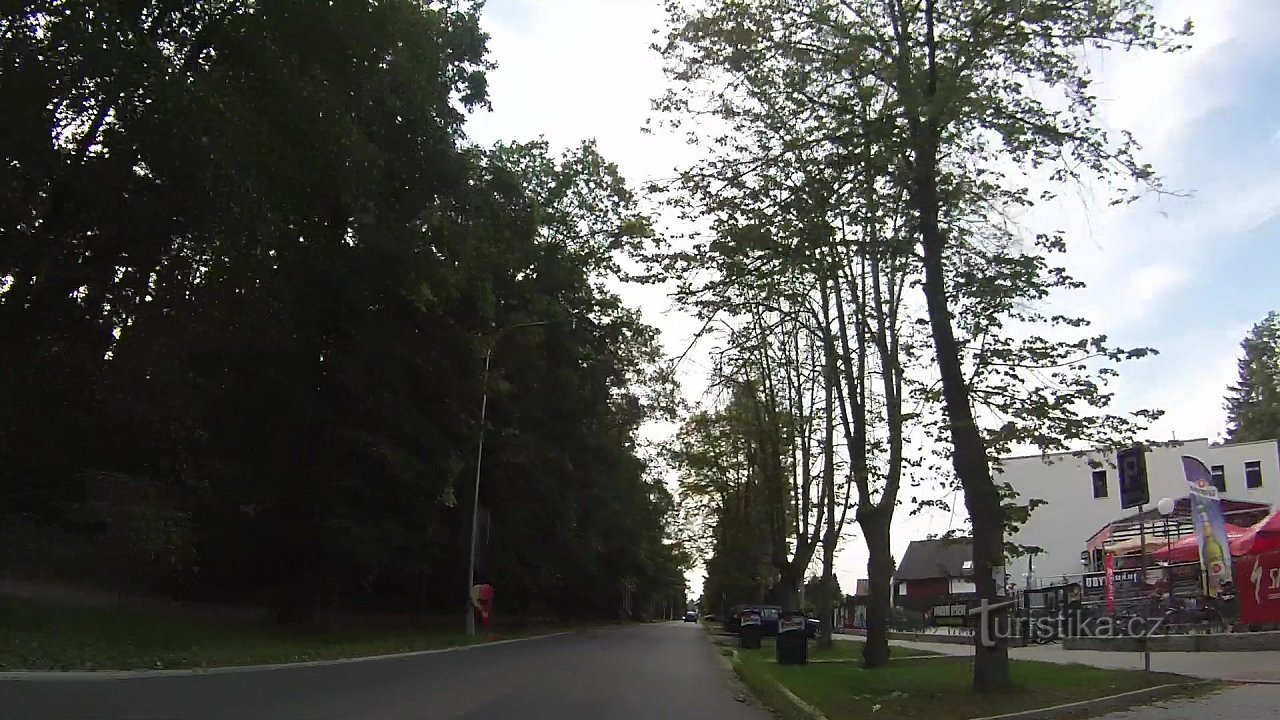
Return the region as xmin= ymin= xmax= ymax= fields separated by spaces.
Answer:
xmin=0 ymin=631 xmax=574 ymax=681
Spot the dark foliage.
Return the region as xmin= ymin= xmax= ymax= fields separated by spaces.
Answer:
xmin=0 ymin=0 xmax=683 ymax=621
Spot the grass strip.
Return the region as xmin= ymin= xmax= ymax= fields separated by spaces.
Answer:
xmin=733 ymin=642 xmax=1211 ymax=720
xmin=0 ymin=597 xmax=581 ymax=671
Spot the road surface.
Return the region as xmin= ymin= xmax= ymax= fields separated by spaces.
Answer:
xmin=1 ymin=622 xmax=771 ymax=720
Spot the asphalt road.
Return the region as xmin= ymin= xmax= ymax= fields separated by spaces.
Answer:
xmin=1 ymin=622 xmax=772 ymax=720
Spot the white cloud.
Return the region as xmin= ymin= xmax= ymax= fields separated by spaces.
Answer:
xmin=468 ymin=0 xmax=686 ymax=186
xmin=1097 ymin=0 xmax=1239 ymax=151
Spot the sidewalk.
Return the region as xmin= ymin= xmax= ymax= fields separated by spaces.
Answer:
xmin=836 ymin=635 xmax=1280 ymax=683
xmin=1091 ymin=684 xmax=1280 ymax=719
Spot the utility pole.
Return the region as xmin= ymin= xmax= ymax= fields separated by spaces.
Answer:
xmin=466 ymin=321 xmax=548 ymax=636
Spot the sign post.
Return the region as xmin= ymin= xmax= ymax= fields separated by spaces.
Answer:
xmin=1117 ymin=446 xmax=1151 ymax=672
xmin=1139 ymin=510 xmax=1150 ymax=672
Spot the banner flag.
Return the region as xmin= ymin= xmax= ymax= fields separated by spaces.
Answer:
xmin=1183 ymin=456 xmax=1234 ymax=596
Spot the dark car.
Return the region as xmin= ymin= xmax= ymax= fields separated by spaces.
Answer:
xmin=683 ymin=610 xmax=698 ymax=622
xmin=726 ymin=604 xmax=782 ymax=635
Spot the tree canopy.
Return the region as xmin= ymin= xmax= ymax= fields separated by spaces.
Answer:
xmin=0 ymin=0 xmax=685 ymax=622
xmin=1225 ymin=311 xmax=1280 ymax=443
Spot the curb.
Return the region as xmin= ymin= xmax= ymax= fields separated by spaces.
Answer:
xmin=965 ymin=680 xmax=1217 ymax=720
xmin=725 ymin=648 xmax=829 ymax=720
xmin=805 ymin=654 xmax=944 ymax=664
xmin=0 ymin=631 xmax=573 ymax=681
xmin=774 ymin=680 xmax=829 ymax=720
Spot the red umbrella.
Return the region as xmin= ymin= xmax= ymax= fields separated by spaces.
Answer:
xmin=1237 ymin=508 xmax=1280 ymax=556
xmin=1151 ymin=524 xmax=1253 ymax=563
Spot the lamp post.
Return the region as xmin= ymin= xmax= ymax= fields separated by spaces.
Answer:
xmin=1157 ymin=497 xmax=1176 ymax=603
xmin=466 ymin=320 xmax=548 ymax=636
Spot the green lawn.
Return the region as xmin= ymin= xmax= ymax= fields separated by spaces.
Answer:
xmin=734 ymin=646 xmax=1203 ymax=720
xmin=0 ymin=598 xmax=573 ymax=671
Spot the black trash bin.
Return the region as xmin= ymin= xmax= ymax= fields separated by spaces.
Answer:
xmin=776 ymin=612 xmax=808 ymax=665
xmin=739 ymin=609 xmax=763 ymax=649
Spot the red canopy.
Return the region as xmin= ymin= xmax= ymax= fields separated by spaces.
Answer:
xmin=1238 ymin=508 xmax=1280 ymax=556
xmin=1150 ymin=524 xmax=1253 ymax=563
xmin=1153 ymin=508 xmax=1280 ymax=562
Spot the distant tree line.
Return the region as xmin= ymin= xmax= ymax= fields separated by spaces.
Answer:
xmin=0 ymin=0 xmax=687 ymax=622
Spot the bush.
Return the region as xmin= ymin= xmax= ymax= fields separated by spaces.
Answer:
xmin=889 ymin=606 xmax=925 ymax=632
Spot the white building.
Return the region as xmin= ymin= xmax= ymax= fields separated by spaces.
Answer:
xmin=1001 ymin=438 xmax=1280 ymax=585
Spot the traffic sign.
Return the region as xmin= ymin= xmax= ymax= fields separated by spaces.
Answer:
xmin=1118 ymin=446 xmax=1149 ymax=510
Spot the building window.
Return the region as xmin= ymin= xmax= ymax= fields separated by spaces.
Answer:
xmin=1091 ymin=469 xmax=1108 ymax=498
xmin=1211 ymin=465 xmax=1226 ymax=492
xmin=1246 ymin=461 xmax=1263 ymax=489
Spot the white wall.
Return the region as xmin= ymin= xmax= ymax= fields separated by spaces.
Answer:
xmin=1001 ymin=438 xmax=1280 ymax=585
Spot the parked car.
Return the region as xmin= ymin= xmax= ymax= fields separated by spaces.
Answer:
xmin=684 ymin=610 xmax=698 ymax=623
xmin=725 ymin=604 xmax=783 ymax=635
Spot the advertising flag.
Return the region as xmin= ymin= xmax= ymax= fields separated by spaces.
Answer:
xmin=1104 ymin=552 xmax=1115 ymax=612
xmin=1183 ymin=456 xmax=1234 ymax=596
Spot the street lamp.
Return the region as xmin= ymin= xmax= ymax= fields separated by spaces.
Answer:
xmin=466 ymin=320 xmax=549 ymax=636
xmin=1157 ymin=497 xmax=1176 ymax=606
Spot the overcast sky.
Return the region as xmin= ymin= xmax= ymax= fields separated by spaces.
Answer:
xmin=465 ymin=0 xmax=1280 ymax=595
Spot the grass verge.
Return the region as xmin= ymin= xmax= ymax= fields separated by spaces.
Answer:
xmin=733 ymin=644 xmax=1210 ymax=720
xmin=0 ymin=597 xmax=582 ymax=671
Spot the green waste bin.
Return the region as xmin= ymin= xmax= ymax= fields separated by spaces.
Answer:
xmin=776 ymin=612 xmax=808 ymax=664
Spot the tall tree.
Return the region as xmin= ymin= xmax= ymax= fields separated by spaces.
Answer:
xmin=655 ymin=0 xmax=1181 ymax=689
xmin=654 ymin=0 xmax=919 ymax=667
xmin=1225 ymin=311 xmax=1280 ymax=443
xmin=861 ymin=0 xmax=1184 ymax=690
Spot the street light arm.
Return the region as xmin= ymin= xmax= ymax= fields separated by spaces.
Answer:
xmin=464 ymin=316 xmax=560 ymax=637
xmin=496 ymin=320 xmax=549 ymax=334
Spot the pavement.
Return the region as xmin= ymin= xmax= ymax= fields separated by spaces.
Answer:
xmin=1090 ymin=683 xmax=1280 ymax=718
xmin=0 ymin=622 xmax=773 ymax=720
xmin=837 ymin=634 xmax=1280 ymax=682
xmin=838 ymin=634 xmax=1280 ymax=718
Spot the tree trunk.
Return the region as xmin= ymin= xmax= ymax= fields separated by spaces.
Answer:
xmin=817 ymin=549 xmax=835 ymax=649
xmin=860 ymin=510 xmax=893 ymax=667
xmin=912 ymin=146 xmax=1012 ymax=691
xmin=817 ymin=299 xmax=838 ymax=650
